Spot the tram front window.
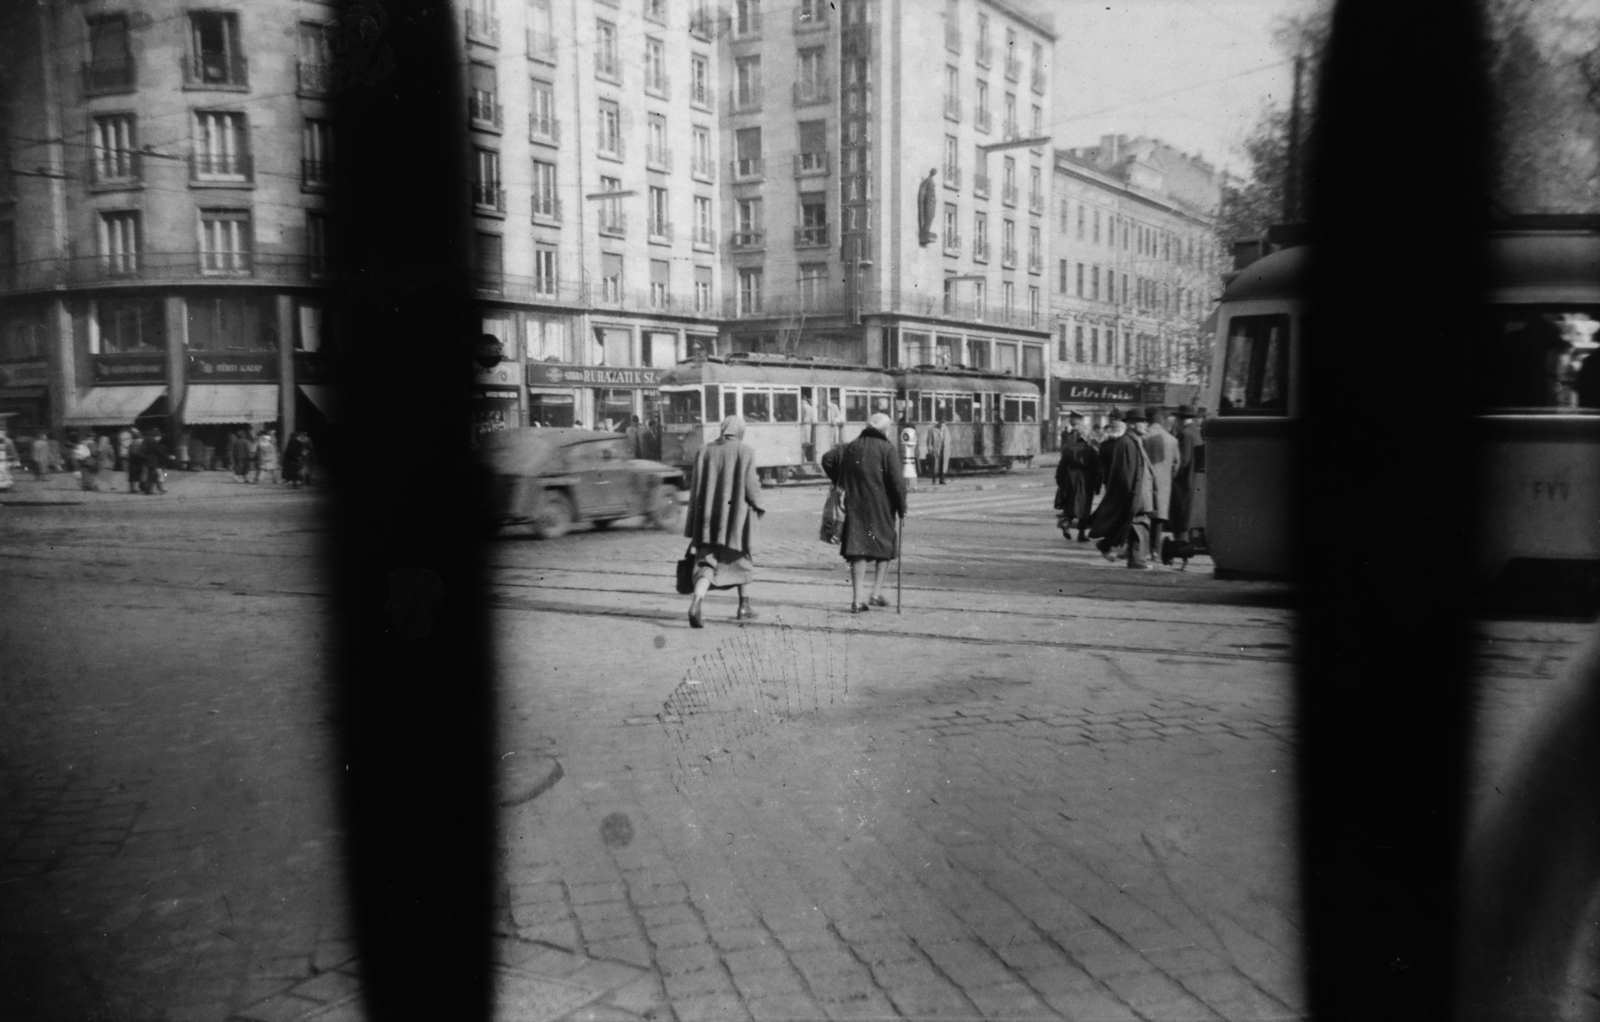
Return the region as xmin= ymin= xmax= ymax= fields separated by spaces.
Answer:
xmin=1471 ymin=308 xmax=1600 ymax=412
xmin=1219 ymin=314 xmax=1290 ymax=415
xmin=663 ymin=389 xmax=703 ymax=425
xmin=955 ymin=396 xmax=973 ymax=422
xmin=742 ymin=390 xmax=771 ymax=422
xmin=773 ymin=392 xmax=800 ymax=423
xmin=845 ymin=393 xmax=870 ymax=421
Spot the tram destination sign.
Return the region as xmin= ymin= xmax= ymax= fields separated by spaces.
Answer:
xmin=529 ymin=362 xmax=664 ymax=388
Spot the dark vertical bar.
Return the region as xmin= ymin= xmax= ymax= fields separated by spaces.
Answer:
xmin=327 ymin=1 xmax=495 ymax=1020
xmin=1296 ymin=0 xmax=1488 ymax=1018
xmin=1284 ymin=54 xmax=1302 ymax=224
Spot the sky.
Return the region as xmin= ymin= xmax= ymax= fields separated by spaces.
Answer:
xmin=1044 ymin=0 xmax=1320 ymax=177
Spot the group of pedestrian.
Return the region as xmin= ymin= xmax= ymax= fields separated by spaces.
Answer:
xmin=681 ymin=410 xmax=906 ymax=624
xmin=1055 ymin=404 xmax=1202 ymax=570
xmin=227 ymin=428 xmax=316 ymax=486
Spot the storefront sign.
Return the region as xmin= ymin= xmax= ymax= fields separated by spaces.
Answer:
xmin=475 ymin=362 xmax=521 ymax=387
xmin=189 ymin=352 xmax=280 ymax=382
xmin=528 ymin=362 xmax=664 ymax=388
xmin=92 ymin=354 xmax=167 ymax=385
xmin=0 ymin=361 xmax=48 ymax=389
xmin=1055 ymin=379 xmax=1143 ymax=404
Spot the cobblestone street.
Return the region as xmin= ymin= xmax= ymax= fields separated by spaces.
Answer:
xmin=0 ymin=469 xmax=1588 ymax=1020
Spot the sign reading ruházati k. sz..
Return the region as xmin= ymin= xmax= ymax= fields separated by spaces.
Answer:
xmin=528 ymin=362 xmax=664 ymax=388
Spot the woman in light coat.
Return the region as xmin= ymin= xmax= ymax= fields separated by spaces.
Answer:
xmin=683 ymin=415 xmax=765 ymax=627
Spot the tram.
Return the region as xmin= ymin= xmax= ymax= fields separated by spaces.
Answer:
xmin=1203 ymin=217 xmax=1600 ymax=606
xmin=656 ymin=354 xmax=1041 ymax=480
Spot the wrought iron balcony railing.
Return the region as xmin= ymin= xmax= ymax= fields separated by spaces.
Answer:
xmin=1005 ymin=54 xmax=1022 ymax=81
xmin=472 ymin=183 xmax=507 ymax=214
xmin=793 ymin=80 xmax=831 ymax=106
xmin=89 ymin=151 xmax=143 ymax=187
xmin=469 ymin=95 xmax=503 ymax=130
xmin=646 ymin=145 xmax=673 ymax=171
xmin=795 ymin=4 xmax=828 ymax=30
xmin=944 ymin=95 xmax=962 ymax=122
xmin=301 ymin=158 xmax=333 ymax=189
xmin=1002 ymin=183 xmax=1019 ymax=206
xmin=943 ymin=165 xmax=961 ymax=190
xmin=730 ymin=86 xmax=763 ymax=113
xmin=973 ymin=173 xmax=990 ymax=198
xmin=692 ymin=155 xmax=716 ymax=181
xmin=730 ymin=230 xmax=766 ymax=250
xmin=1029 ymin=192 xmax=1045 ymax=214
xmin=945 ymin=24 xmax=961 ymax=53
xmin=795 ymin=225 xmax=829 ymax=248
xmin=190 ymin=152 xmax=253 ymax=181
xmin=974 ymin=107 xmax=992 ymax=133
xmin=731 ymin=157 xmax=765 ymax=181
xmin=529 ymin=113 xmax=560 ymax=144
xmin=794 ymin=151 xmax=829 ymax=176
xmin=648 ymin=219 xmax=674 ymax=241
xmin=598 ymin=212 xmax=627 ymax=237
xmin=466 ymin=9 xmax=501 ymax=46
xmin=296 ymin=59 xmax=333 ymax=95
xmin=942 ymin=231 xmax=962 ymax=255
xmin=644 ymin=73 xmax=670 ymax=99
xmin=975 ymin=39 xmax=992 ymax=67
xmin=182 ymin=52 xmax=249 ymax=88
xmin=531 ymin=195 xmax=562 ymax=222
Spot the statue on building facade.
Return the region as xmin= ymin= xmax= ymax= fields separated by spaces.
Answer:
xmin=917 ymin=168 xmax=938 ymax=246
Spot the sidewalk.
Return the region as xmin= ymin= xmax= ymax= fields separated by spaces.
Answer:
xmin=0 ymin=467 xmax=314 ymax=505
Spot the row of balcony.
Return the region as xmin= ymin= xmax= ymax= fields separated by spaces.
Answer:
xmin=720 ymin=286 xmax=1047 ymax=330
xmin=474 ymin=272 xmax=722 ymax=316
xmin=0 ymin=253 xmax=330 ymax=294
xmin=727 ymin=152 xmax=831 ymax=183
xmin=84 ymin=152 xmax=339 ymax=190
xmin=85 ymin=52 xmax=250 ymax=95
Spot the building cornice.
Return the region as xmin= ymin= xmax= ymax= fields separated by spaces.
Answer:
xmin=1052 ymin=152 xmax=1217 ymax=227
xmin=977 ymin=0 xmax=1057 ymax=41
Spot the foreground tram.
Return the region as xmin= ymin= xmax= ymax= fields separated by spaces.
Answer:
xmin=657 ymin=354 xmax=1040 ymax=480
xmin=1204 ymin=217 xmax=1600 ymax=607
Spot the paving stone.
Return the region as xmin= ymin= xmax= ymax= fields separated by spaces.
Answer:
xmin=1040 ymin=986 xmax=1143 ymax=1022
xmin=236 ymin=993 xmax=325 ymax=1022
xmin=521 ymin=946 xmax=592 ymax=978
xmin=991 ymin=941 xmax=1067 ymax=973
xmin=496 ymin=966 xmax=603 ymax=1021
xmin=919 ymin=940 xmax=1018 ymax=990
xmin=559 ymin=1005 xmax=642 ymax=1022
xmin=637 ymin=902 xmax=697 ymax=929
xmin=820 ymin=991 xmax=900 ymax=1020
xmin=729 ymin=964 xmax=806 ymax=999
xmin=646 ymin=921 xmax=709 ymax=950
xmin=289 ymin=969 xmax=361 ymax=1004
xmin=301 ymin=998 xmax=365 ymax=1022
xmin=1076 ymin=948 xmax=1153 ymax=980
xmin=771 ymin=928 xmax=837 ymax=953
xmin=1101 ymin=970 xmax=1219 ymax=1021
xmin=567 ymin=959 xmax=647 ymax=993
xmin=1176 ymin=971 xmax=1295 ymax=1019
xmin=671 ymin=992 xmax=753 ymax=1022
xmin=788 ymin=948 xmax=866 ymax=982
xmin=578 ymin=916 xmax=640 ymax=945
xmin=663 ymin=969 xmax=736 ymax=1002
xmin=608 ymin=974 xmax=667 ymax=1015
xmin=630 ymin=884 xmax=691 ymax=908
xmin=586 ymin=936 xmax=652 ymax=968
xmin=966 ymin=981 xmax=1058 ymax=1021
xmin=655 ymin=942 xmax=720 ymax=976
xmin=723 ymin=945 xmax=791 ymax=975
xmin=747 ymin=992 xmax=825 ymax=1022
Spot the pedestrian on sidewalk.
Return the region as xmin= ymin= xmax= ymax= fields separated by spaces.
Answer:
xmin=73 ymin=434 xmax=98 ymax=491
xmin=29 ymin=433 xmax=49 ymax=481
xmin=683 ymin=414 xmax=766 ymax=628
xmin=926 ymin=418 xmax=950 ymax=485
xmin=116 ymin=427 xmax=131 ymax=472
xmin=254 ymin=430 xmax=280 ymax=484
xmin=230 ymin=430 xmax=252 ymax=483
xmin=822 ymin=411 xmax=907 ymax=612
xmin=1168 ymin=405 xmax=1202 ymax=549
xmin=46 ymin=434 xmax=63 ymax=474
xmin=1055 ymin=411 xmax=1099 ymax=542
xmin=1089 ymin=408 xmax=1156 ymax=569
xmin=95 ymin=433 xmax=114 ymax=486
xmin=0 ymin=425 xmax=17 ymax=491
xmin=141 ymin=427 xmax=171 ymax=494
xmin=125 ymin=429 xmax=144 ymax=493
xmin=1142 ymin=407 xmax=1180 ymax=562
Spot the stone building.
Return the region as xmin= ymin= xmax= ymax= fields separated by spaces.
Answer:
xmin=1048 ymin=135 xmax=1227 ymax=429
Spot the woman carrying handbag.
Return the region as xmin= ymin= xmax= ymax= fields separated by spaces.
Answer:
xmin=681 ymin=415 xmax=765 ymax=627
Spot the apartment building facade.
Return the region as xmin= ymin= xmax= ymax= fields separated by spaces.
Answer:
xmin=716 ymin=0 xmax=1055 ymax=411
xmin=1049 ymin=136 xmax=1227 ymax=428
xmin=0 ymin=0 xmax=340 ymax=460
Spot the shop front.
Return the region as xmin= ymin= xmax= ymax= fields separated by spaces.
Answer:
xmin=0 ymin=361 xmax=51 ymax=436
xmin=527 ymin=362 xmax=667 ymax=432
xmin=65 ymin=353 xmax=170 ymax=438
xmin=181 ymin=352 xmax=281 ymax=470
xmin=473 ymin=360 xmax=523 ymax=439
xmin=1054 ymin=378 xmax=1145 ymax=432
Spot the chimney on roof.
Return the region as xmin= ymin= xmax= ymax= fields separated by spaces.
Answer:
xmin=1100 ymin=134 xmax=1119 ymax=164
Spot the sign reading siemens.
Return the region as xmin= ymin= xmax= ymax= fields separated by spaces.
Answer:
xmin=528 ymin=362 xmax=664 ymax=388
xmin=189 ymin=352 xmax=280 ymax=381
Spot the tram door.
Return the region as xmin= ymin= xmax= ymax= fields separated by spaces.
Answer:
xmin=974 ymin=394 xmax=990 ymax=458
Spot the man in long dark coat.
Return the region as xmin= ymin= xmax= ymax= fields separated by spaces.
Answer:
xmin=1089 ymin=407 xmax=1156 ymax=569
xmin=1054 ymin=411 xmax=1099 ymax=542
xmin=822 ymin=412 xmax=907 ymax=611
xmin=1168 ymin=405 xmax=1202 ymax=543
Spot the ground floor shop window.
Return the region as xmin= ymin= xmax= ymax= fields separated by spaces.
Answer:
xmin=187 ymin=295 xmax=274 ymax=351
xmin=96 ymin=297 xmax=164 ymax=353
xmin=597 ymin=388 xmax=633 ymax=430
xmin=528 ymin=391 xmax=575 ymax=428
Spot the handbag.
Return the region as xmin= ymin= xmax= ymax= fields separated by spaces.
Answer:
xmin=675 ymin=543 xmax=697 ymax=595
xmin=820 ymin=485 xmax=846 ymax=545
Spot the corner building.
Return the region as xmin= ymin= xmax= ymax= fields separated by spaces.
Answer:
xmin=715 ymin=0 xmax=1055 ymax=411
xmin=0 ymin=0 xmax=339 ymax=459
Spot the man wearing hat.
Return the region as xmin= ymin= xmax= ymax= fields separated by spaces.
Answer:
xmin=1168 ymin=405 xmax=1202 ymax=549
xmin=1142 ymin=407 xmax=1180 ymax=564
xmin=1054 ymin=410 xmax=1099 ymax=542
xmin=1088 ymin=406 xmax=1156 ymax=569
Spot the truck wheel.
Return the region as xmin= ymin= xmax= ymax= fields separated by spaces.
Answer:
xmin=650 ymin=490 xmax=682 ymax=530
xmin=531 ymin=493 xmax=573 ymax=539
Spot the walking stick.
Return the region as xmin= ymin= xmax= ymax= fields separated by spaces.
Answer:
xmin=896 ymin=513 xmax=904 ymax=614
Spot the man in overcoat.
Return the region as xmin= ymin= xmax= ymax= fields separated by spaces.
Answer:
xmin=822 ymin=412 xmax=907 ymax=611
xmin=683 ymin=415 xmax=766 ymax=626
xmin=1168 ymin=404 xmax=1202 ymax=544
xmin=1089 ymin=408 xmax=1156 ymax=569
xmin=1054 ymin=411 xmax=1099 ymax=541
xmin=925 ymin=419 xmax=950 ymax=485
xmin=1141 ymin=407 xmax=1181 ymax=562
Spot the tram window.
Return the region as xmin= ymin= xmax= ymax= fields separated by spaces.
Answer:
xmin=724 ymin=389 xmax=738 ymax=418
xmin=742 ymin=390 xmax=772 ymax=422
xmin=1021 ymin=399 xmax=1037 ymax=423
xmin=1219 ymin=314 xmax=1290 ymax=415
xmin=870 ymin=393 xmax=892 ymax=416
xmin=934 ymin=396 xmax=954 ymax=423
xmin=1471 ymin=308 xmax=1600 ymax=411
xmin=955 ymin=396 xmax=973 ymax=422
xmin=664 ymin=389 xmax=703 ymax=425
xmin=704 ymin=385 xmax=719 ymax=421
xmin=1003 ymin=397 xmax=1021 ymax=422
xmin=773 ymin=391 xmax=800 ymax=423
xmin=904 ymin=391 xmax=919 ymax=420
xmin=845 ymin=392 xmax=870 ymax=421
xmin=919 ymin=395 xmax=934 ymax=422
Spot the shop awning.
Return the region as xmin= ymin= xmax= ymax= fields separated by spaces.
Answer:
xmin=298 ymin=384 xmax=336 ymax=421
xmin=182 ymin=384 xmax=280 ymax=425
xmin=64 ymin=386 xmax=167 ymax=426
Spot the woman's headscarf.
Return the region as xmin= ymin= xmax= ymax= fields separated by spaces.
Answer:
xmin=867 ymin=412 xmax=894 ymax=434
xmin=719 ymin=415 xmax=746 ymax=440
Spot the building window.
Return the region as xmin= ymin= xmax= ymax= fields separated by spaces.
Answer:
xmin=307 ymin=211 xmax=332 ymax=276
xmin=644 ymin=37 xmax=668 ymax=95
xmin=600 ymin=253 xmax=623 ymax=302
xmin=1074 ymin=325 xmax=1084 ymax=362
xmin=199 ymin=209 xmax=251 ymax=274
xmin=186 ymin=12 xmax=247 ymax=87
xmin=532 ymin=159 xmax=558 ymax=219
xmin=1076 ymin=262 xmax=1084 ymax=296
xmin=85 ymin=14 xmax=134 ymax=93
xmin=98 ymin=210 xmax=140 ymax=276
xmin=302 ymin=118 xmax=334 ymax=188
xmin=1091 ymin=265 xmax=1100 ymax=301
xmin=1093 ymin=209 xmax=1100 ymax=243
xmin=1003 ymin=92 xmax=1016 ymax=138
xmin=1077 ymin=204 xmax=1085 ymax=240
xmin=1001 ymin=218 xmax=1016 ymax=267
xmin=648 ymin=186 xmax=670 ymax=238
xmin=647 ymin=112 xmax=670 ymax=169
xmin=735 ymin=56 xmax=762 ymax=109
xmin=91 ymin=114 xmax=139 ymax=185
xmin=694 ymin=195 xmax=714 ymax=246
xmin=530 ymin=78 xmax=558 ymax=141
xmin=469 ymin=62 xmax=501 ymax=130
xmin=976 ymin=12 xmax=991 ymax=64
xmin=1028 ymin=287 xmax=1040 ymax=326
xmin=596 ymin=20 xmax=619 ymax=79
xmin=599 ymin=175 xmax=625 ymax=234
xmin=1106 ymin=269 xmax=1116 ymax=304
xmin=695 ymin=266 xmax=713 ymax=312
xmin=692 ymin=126 xmax=713 ymax=179
xmin=644 ymin=0 xmax=666 ymax=23
xmin=734 ymin=127 xmax=763 ymax=179
xmin=533 ymin=247 xmax=557 ymax=295
xmin=473 ymin=147 xmax=503 ymax=212
xmin=734 ymin=197 xmax=763 ymax=248
xmin=798 ymin=199 xmax=827 ymax=246
xmin=799 ymin=263 xmax=827 ymax=310
xmin=1002 ymin=156 xmax=1016 ymax=205
xmin=187 ymin=296 xmax=274 ymax=350
xmin=1029 ymin=165 xmax=1042 ymax=208
xmin=1057 ymin=259 xmax=1067 ymax=293
xmin=734 ymin=0 xmax=761 ymax=38
xmin=192 ymin=111 xmax=250 ymax=181
xmin=691 ymin=55 xmax=711 ymax=108
xmin=1028 ymin=225 xmax=1040 ymax=271
xmin=737 ymin=267 xmax=763 ymax=314
xmin=975 ymin=79 xmax=989 ymax=131
xmin=797 ymin=48 xmax=827 ymax=103
xmin=297 ymin=21 xmax=336 ymax=94
xmin=598 ymin=101 xmax=622 ymax=157
xmin=96 ymin=298 xmax=162 ymax=354
xmin=942 ymin=203 xmax=958 ymax=251
xmin=650 ymin=259 xmax=670 ymax=308
xmin=973 ymin=210 xmax=988 ymax=261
